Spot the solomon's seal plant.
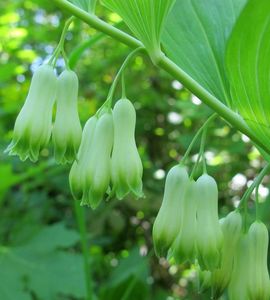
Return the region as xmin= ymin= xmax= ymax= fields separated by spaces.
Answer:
xmin=6 ymin=0 xmax=270 ymax=298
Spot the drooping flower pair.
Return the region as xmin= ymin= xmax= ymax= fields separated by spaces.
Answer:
xmin=69 ymin=98 xmax=143 ymax=209
xmin=153 ymin=165 xmax=223 ymax=271
xmin=6 ymin=64 xmax=82 ymax=164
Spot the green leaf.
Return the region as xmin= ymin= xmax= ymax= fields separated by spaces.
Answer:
xmin=0 ymin=223 xmax=86 ymax=300
xmin=102 ymin=0 xmax=175 ymax=61
xmin=69 ymin=0 xmax=97 ymax=13
xmin=162 ymin=0 xmax=246 ymax=105
xmin=99 ymin=247 xmax=150 ymax=300
xmin=226 ymin=0 xmax=270 ymax=148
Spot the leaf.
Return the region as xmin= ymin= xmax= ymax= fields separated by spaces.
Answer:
xmin=69 ymin=0 xmax=97 ymax=13
xmin=226 ymin=0 xmax=270 ymax=148
xmin=162 ymin=0 xmax=246 ymax=106
xmin=102 ymin=0 xmax=175 ymax=60
xmin=99 ymin=247 xmax=150 ymax=300
xmin=0 ymin=223 xmax=86 ymax=300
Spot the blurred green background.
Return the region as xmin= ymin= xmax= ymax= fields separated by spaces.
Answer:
xmin=0 ymin=1 xmax=269 ymax=299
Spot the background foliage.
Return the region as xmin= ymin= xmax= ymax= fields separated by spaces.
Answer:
xmin=0 ymin=0 xmax=269 ymax=299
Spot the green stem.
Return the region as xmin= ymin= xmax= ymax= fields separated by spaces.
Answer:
xmin=50 ymin=0 xmax=270 ymax=156
xmin=74 ymin=201 xmax=93 ymax=300
xmin=49 ymin=16 xmax=75 ymax=66
xmin=190 ymin=126 xmax=208 ymax=179
xmin=255 ymin=185 xmax=260 ymax=221
xmin=52 ymin=0 xmax=142 ymax=48
xmin=97 ymin=47 xmax=144 ymax=115
xmin=201 ymin=127 xmax=208 ymax=174
xmin=181 ymin=113 xmax=217 ymax=164
xmin=237 ymin=163 xmax=270 ymax=210
xmin=121 ymin=72 xmax=126 ymax=98
xmin=107 ymin=47 xmax=144 ymax=103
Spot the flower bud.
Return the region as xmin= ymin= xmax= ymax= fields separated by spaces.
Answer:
xmin=247 ymin=221 xmax=270 ymax=300
xmin=82 ymin=112 xmax=114 ymax=209
xmin=111 ymin=99 xmax=143 ymax=200
xmin=53 ymin=70 xmax=82 ymax=164
xmin=152 ymin=165 xmax=189 ymax=257
xmin=196 ymin=174 xmax=223 ymax=271
xmin=5 ymin=65 xmax=57 ymax=162
xmin=212 ymin=211 xmax=242 ymax=299
xmin=69 ymin=116 xmax=97 ymax=201
xmin=171 ymin=179 xmax=197 ymax=263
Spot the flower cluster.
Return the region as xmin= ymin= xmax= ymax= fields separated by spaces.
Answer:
xmin=69 ymin=98 xmax=143 ymax=209
xmin=153 ymin=165 xmax=270 ymax=299
xmin=6 ymin=58 xmax=143 ymax=210
xmin=153 ymin=168 xmax=223 ymax=270
xmin=6 ymin=64 xmax=82 ymax=164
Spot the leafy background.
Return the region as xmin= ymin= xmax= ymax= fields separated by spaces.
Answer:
xmin=0 ymin=0 xmax=269 ymax=299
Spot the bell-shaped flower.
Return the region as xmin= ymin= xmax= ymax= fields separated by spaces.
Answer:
xmin=69 ymin=116 xmax=97 ymax=201
xmin=5 ymin=65 xmax=57 ymax=162
xmin=102 ymin=0 xmax=176 ymax=63
xmin=111 ymin=98 xmax=143 ymax=200
xmin=171 ymin=179 xmax=197 ymax=264
xmin=212 ymin=211 xmax=242 ymax=299
xmin=152 ymin=165 xmax=189 ymax=257
xmin=228 ymin=233 xmax=251 ymax=300
xmin=196 ymin=174 xmax=223 ymax=271
xmin=82 ymin=112 xmax=114 ymax=208
xmin=52 ymin=70 xmax=82 ymax=164
xmin=247 ymin=221 xmax=270 ymax=300
xmin=229 ymin=221 xmax=270 ymax=300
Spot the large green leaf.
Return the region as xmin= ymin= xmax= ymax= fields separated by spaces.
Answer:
xmin=226 ymin=0 xmax=270 ymax=148
xmin=162 ymin=0 xmax=246 ymax=106
xmin=0 ymin=223 xmax=86 ymax=300
xmin=69 ymin=0 xmax=97 ymax=13
xmin=102 ymin=0 xmax=175 ymax=60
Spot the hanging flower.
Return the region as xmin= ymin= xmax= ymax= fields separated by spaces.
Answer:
xmin=69 ymin=113 xmax=114 ymax=209
xmin=83 ymin=112 xmax=114 ymax=208
xmin=228 ymin=233 xmax=250 ymax=300
xmin=212 ymin=211 xmax=242 ymax=298
xmin=228 ymin=221 xmax=270 ymax=300
xmin=172 ymin=179 xmax=197 ymax=263
xmin=111 ymin=98 xmax=143 ymax=200
xmin=152 ymin=165 xmax=189 ymax=257
xmin=53 ymin=70 xmax=82 ymax=164
xmin=69 ymin=116 xmax=97 ymax=201
xmin=247 ymin=221 xmax=270 ymax=300
xmin=196 ymin=174 xmax=223 ymax=271
xmin=5 ymin=65 xmax=57 ymax=162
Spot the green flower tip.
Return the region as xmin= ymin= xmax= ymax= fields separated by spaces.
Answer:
xmin=53 ymin=70 xmax=82 ymax=164
xmin=5 ymin=64 xmax=57 ymax=162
